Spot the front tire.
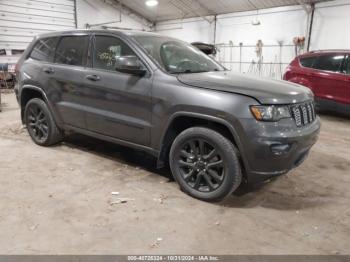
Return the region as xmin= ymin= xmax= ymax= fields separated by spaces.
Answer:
xmin=169 ymin=127 xmax=242 ymax=202
xmin=24 ymin=98 xmax=63 ymax=146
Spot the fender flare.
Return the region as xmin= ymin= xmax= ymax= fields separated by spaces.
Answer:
xmin=157 ymin=111 xmax=249 ymax=172
xmin=21 ymin=85 xmax=49 ymax=105
xmin=20 ymin=85 xmax=62 ymax=126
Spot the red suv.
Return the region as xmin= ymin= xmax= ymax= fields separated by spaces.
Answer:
xmin=283 ymin=50 xmax=350 ymax=114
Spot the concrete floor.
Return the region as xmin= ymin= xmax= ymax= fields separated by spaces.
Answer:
xmin=0 ymin=92 xmax=349 ymax=254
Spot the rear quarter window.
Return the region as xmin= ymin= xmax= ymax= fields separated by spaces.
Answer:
xmin=30 ymin=37 xmax=59 ymax=62
xmin=299 ymin=56 xmax=316 ymax=68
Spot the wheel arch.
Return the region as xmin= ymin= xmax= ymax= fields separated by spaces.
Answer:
xmin=20 ymin=85 xmax=61 ymax=127
xmin=20 ymin=86 xmax=48 ymax=123
xmin=157 ymin=112 xmax=247 ymax=175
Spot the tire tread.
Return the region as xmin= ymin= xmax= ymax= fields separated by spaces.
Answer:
xmin=24 ymin=98 xmax=63 ymax=146
xmin=169 ymin=127 xmax=242 ymax=202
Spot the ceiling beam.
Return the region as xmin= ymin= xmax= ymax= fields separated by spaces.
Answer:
xmin=170 ymin=0 xmax=215 ymax=23
xmin=111 ymin=0 xmax=155 ymax=27
xmin=169 ymin=0 xmax=190 ymax=19
xmin=297 ymin=0 xmax=313 ymax=13
xmin=192 ymin=0 xmax=216 ymax=15
xmin=246 ymin=0 xmax=258 ymax=10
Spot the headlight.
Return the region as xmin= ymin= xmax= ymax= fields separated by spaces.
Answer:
xmin=250 ymin=105 xmax=291 ymax=121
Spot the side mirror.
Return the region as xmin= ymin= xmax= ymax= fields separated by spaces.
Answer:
xmin=115 ymin=56 xmax=146 ymax=76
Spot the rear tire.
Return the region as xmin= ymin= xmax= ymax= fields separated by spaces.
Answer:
xmin=24 ymin=98 xmax=63 ymax=146
xmin=169 ymin=127 xmax=242 ymax=202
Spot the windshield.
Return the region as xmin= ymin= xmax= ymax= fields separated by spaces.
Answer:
xmin=132 ymin=35 xmax=225 ymax=74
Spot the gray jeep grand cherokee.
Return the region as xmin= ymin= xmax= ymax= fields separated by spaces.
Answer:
xmin=15 ymin=30 xmax=320 ymax=201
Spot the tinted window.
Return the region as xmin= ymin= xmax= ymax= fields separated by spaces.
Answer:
xmin=345 ymin=57 xmax=350 ymax=74
xmin=30 ymin=37 xmax=58 ymax=62
xmin=94 ymin=36 xmax=136 ymax=71
xmin=313 ymin=54 xmax=345 ymax=72
xmin=300 ymin=56 xmax=316 ymax=68
xmin=55 ymin=36 xmax=89 ymax=66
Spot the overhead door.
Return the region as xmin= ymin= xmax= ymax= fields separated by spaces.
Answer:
xmin=0 ymin=0 xmax=77 ymax=66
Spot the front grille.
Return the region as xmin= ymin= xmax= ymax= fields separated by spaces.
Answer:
xmin=290 ymin=101 xmax=316 ymax=127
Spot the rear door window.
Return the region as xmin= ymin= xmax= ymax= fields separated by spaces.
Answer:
xmin=30 ymin=37 xmax=59 ymax=62
xmin=299 ymin=56 xmax=316 ymax=68
xmin=54 ymin=36 xmax=89 ymax=66
xmin=93 ymin=35 xmax=136 ymax=71
xmin=313 ymin=54 xmax=345 ymax=72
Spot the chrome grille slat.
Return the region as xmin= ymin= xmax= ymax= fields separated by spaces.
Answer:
xmin=301 ymin=106 xmax=308 ymax=125
xmin=290 ymin=101 xmax=316 ymax=127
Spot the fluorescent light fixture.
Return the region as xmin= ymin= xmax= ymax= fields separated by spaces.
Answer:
xmin=146 ymin=0 xmax=158 ymax=7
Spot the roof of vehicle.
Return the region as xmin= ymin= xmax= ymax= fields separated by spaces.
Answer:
xmin=36 ymin=29 xmax=165 ymax=39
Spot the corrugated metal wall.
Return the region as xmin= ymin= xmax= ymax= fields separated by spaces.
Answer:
xmin=0 ymin=0 xmax=76 ymax=65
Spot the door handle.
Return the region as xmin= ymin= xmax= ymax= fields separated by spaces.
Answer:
xmin=86 ymin=75 xmax=100 ymax=81
xmin=43 ymin=67 xmax=54 ymax=74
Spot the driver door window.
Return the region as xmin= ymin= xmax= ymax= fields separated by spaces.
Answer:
xmin=93 ymin=36 xmax=135 ymax=71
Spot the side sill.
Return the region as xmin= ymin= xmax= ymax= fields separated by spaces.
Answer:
xmin=64 ymin=125 xmax=159 ymax=157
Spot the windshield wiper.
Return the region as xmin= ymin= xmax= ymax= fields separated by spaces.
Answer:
xmin=172 ymin=70 xmax=209 ymax=74
xmin=169 ymin=68 xmax=223 ymax=74
xmin=184 ymin=70 xmax=207 ymax=74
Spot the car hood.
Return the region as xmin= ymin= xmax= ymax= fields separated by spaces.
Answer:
xmin=177 ymin=71 xmax=313 ymax=104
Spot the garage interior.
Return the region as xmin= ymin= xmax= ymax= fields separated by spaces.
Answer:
xmin=0 ymin=0 xmax=350 ymax=256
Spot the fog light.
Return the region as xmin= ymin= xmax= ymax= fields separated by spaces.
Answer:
xmin=270 ymin=144 xmax=291 ymax=155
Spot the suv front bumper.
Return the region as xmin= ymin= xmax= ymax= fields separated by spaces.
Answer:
xmin=238 ymin=116 xmax=321 ymax=184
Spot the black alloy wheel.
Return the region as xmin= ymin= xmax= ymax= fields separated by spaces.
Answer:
xmin=26 ymin=103 xmax=49 ymax=143
xmin=24 ymin=98 xmax=63 ymax=146
xmin=176 ymin=138 xmax=225 ymax=192
xmin=170 ymin=127 xmax=242 ymax=202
